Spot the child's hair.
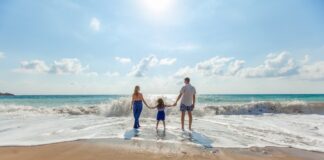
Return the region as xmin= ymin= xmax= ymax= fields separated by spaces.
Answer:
xmin=157 ymin=98 xmax=164 ymax=108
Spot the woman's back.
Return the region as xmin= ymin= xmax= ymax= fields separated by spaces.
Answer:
xmin=132 ymin=93 xmax=143 ymax=101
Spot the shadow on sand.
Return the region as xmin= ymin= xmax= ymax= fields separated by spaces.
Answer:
xmin=182 ymin=131 xmax=213 ymax=148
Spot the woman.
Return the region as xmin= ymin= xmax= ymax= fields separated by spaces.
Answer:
xmin=131 ymin=85 xmax=150 ymax=129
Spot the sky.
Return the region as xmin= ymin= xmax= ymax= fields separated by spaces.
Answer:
xmin=0 ymin=0 xmax=324 ymax=94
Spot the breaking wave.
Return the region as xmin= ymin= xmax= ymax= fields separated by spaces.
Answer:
xmin=0 ymin=97 xmax=323 ymax=116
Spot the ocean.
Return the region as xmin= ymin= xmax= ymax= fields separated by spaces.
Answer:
xmin=0 ymin=94 xmax=323 ymax=152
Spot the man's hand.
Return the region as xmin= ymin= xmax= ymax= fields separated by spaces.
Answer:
xmin=174 ymin=93 xmax=182 ymax=107
xmin=173 ymin=102 xmax=177 ymax=106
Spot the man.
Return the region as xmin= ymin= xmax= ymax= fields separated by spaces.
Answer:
xmin=174 ymin=77 xmax=196 ymax=130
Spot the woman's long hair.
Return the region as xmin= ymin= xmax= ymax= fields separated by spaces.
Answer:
xmin=133 ymin=85 xmax=140 ymax=96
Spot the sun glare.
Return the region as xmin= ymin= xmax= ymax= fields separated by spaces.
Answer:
xmin=139 ymin=0 xmax=174 ymax=16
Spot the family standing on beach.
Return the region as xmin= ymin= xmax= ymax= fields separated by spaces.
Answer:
xmin=131 ymin=77 xmax=196 ymax=130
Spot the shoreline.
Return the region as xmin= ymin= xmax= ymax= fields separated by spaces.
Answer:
xmin=0 ymin=138 xmax=323 ymax=160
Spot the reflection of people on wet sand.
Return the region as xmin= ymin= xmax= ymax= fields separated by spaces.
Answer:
xmin=174 ymin=77 xmax=196 ymax=130
xmin=156 ymin=129 xmax=166 ymax=140
xmin=149 ymin=98 xmax=175 ymax=130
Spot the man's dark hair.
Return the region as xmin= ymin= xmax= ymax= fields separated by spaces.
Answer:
xmin=184 ymin=77 xmax=190 ymax=83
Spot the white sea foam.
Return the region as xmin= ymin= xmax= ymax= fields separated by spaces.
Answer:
xmin=0 ymin=96 xmax=323 ymax=116
xmin=0 ymin=96 xmax=323 ymax=152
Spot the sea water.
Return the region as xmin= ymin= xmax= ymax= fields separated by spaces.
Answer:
xmin=0 ymin=94 xmax=323 ymax=152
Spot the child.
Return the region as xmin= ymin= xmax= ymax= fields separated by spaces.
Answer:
xmin=150 ymin=98 xmax=175 ymax=130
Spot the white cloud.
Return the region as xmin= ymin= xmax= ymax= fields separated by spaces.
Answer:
xmin=240 ymin=52 xmax=299 ymax=78
xmin=128 ymin=55 xmax=159 ymax=77
xmin=115 ymin=57 xmax=131 ymax=64
xmin=195 ymin=56 xmax=235 ymax=76
xmin=301 ymin=54 xmax=310 ymax=64
xmin=15 ymin=60 xmax=50 ymax=73
xmin=129 ymin=55 xmax=176 ymax=77
xmin=15 ymin=58 xmax=93 ymax=75
xmin=173 ymin=56 xmax=245 ymax=78
xmin=299 ymin=61 xmax=324 ymax=80
xmin=173 ymin=51 xmax=324 ymax=81
xmin=159 ymin=58 xmax=176 ymax=65
xmin=173 ymin=66 xmax=194 ymax=78
xmin=105 ymin=71 xmax=120 ymax=77
xmin=49 ymin=58 xmax=88 ymax=75
xmin=90 ymin=17 xmax=101 ymax=31
xmin=228 ymin=60 xmax=245 ymax=75
xmin=0 ymin=52 xmax=5 ymax=59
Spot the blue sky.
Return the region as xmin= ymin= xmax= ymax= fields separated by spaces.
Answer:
xmin=0 ymin=0 xmax=323 ymax=94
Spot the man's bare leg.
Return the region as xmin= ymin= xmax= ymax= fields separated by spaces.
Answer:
xmin=181 ymin=111 xmax=185 ymax=130
xmin=188 ymin=111 xmax=192 ymax=130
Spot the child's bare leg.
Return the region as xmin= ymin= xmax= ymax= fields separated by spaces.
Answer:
xmin=163 ymin=121 xmax=165 ymax=130
xmin=156 ymin=121 xmax=159 ymax=129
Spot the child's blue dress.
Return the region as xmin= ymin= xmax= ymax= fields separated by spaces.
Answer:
xmin=156 ymin=105 xmax=165 ymax=121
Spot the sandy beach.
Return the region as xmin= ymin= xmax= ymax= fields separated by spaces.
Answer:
xmin=0 ymin=139 xmax=323 ymax=160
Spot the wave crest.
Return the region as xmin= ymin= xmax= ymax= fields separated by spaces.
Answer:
xmin=204 ymin=101 xmax=324 ymax=115
xmin=0 ymin=97 xmax=323 ymax=116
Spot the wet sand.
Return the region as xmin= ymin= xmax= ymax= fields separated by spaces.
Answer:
xmin=0 ymin=139 xmax=323 ymax=160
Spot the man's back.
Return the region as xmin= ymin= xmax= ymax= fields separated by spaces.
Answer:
xmin=180 ymin=84 xmax=196 ymax=106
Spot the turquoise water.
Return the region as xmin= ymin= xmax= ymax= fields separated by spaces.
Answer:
xmin=0 ymin=94 xmax=323 ymax=107
xmin=0 ymin=95 xmax=127 ymax=107
xmin=198 ymin=94 xmax=324 ymax=105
